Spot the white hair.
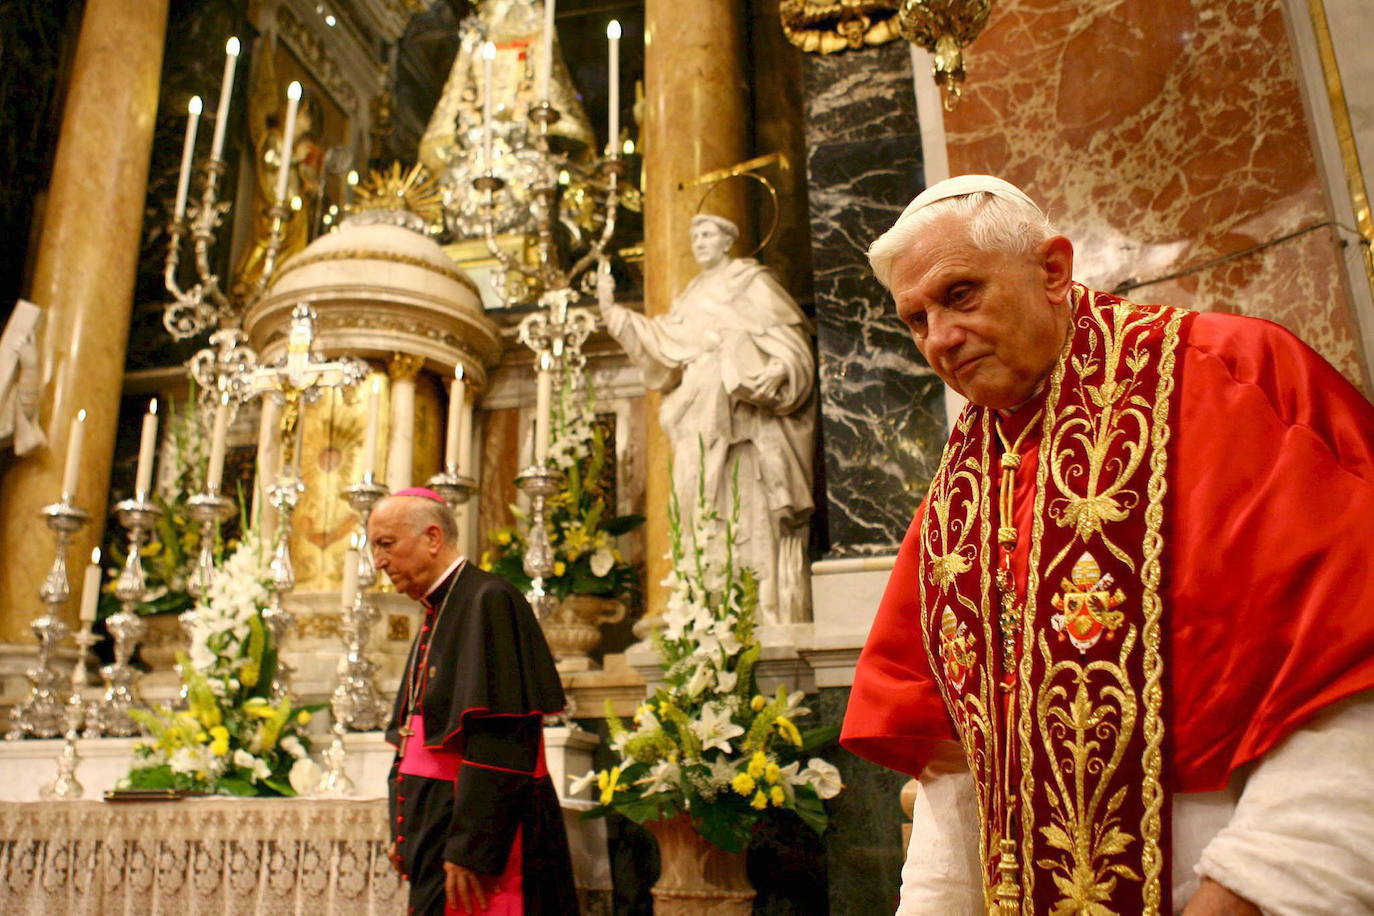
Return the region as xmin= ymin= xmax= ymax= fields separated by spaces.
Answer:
xmin=867 ymin=191 xmax=1057 ymax=290
xmin=390 ymin=495 xmax=459 ymax=545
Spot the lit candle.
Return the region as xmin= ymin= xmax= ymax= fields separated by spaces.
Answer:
xmin=79 ymin=548 xmax=101 ymax=624
xmin=362 ymin=377 xmax=381 ymax=479
xmin=206 ymin=393 xmax=230 ymax=493
xmin=341 ymin=546 xmax=359 ymax=610
xmin=134 ymin=399 xmax=159 ymax=498
xmin=606 ymin=20 xmax=621 ymax=154
xmin=534 ymin=353 xmax=552 ymax=465
xmin=538 ymin=0 xmax=556 ymax=102
xmin=209 ymin=37 xmax=240 ymax=161
xmin=174 ymin=96 xmax=202 ymax=221
xmin=481 ymin=42 xmax=496 ymax=173
xmin=61 ymin=408 xmax=86 ymax=502
xmin=345 ymin=168 xmax=359 ymax=205
xmin=274 ymin=81 xmax=303 ymax=206
xmin=446 ymin=365 xmax=466 ymax=472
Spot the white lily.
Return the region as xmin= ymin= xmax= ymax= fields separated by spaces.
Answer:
xmin=690 ymin=701 xmax=744 ymax=755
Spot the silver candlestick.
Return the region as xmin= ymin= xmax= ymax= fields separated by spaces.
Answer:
xmin=425 ymin=468 xmax=476 ymax=510
xmin=7 ymin=500 xmax=90 ymax=740
xmin=342 ymin=476 xmax=389 ymax=590
xmin=186 ymin=491 xmax=237 ymax=598
xmin=92 ymin=497 xmax=160 ymax=737
xmin=516 ymin=463 xmax=564 ymax=621
xmin=263 ymin=475 xmax=304 ymax=702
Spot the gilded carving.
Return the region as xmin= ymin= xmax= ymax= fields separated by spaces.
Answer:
xmin=276 ymin=6 xmax=360 ymax=115
xmin=779 ymin=0 xmax=902 ymax=54
xmin=387 ymin=613 xmax=411 ymax=642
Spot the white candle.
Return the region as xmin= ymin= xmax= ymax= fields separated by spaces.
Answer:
xmin=207 ymin=393 xmax=230 ymax=493
xmin=79 ymin=548 xmax=101 ymax=624
xmin=274 ymin=82 xmax=302 ymax=206
xmin=209 ymin=37 xmax=240 ymax=161
xmin=606 ymin=20 xmax=621 ymax=153
xmin=61 ymin=408 xmax=86 ymax=501
xmin=481 ymin=42 xmax=496 ymax=172
xmin=534 ymin=354 xmax=552 ymax=465
xmin=446 ymin=365 xmax=466 ymax=472
xmin=362 ymin=378 xmax=381 ymax=479
xmin=174 ymin=96 xmax=202 ymax=221
xmin=341 ymin=547 xmax=359 ymax=609
xmin=134 ymin=399 xmax=159 ymax=498
xmin=458 ymin=398 xmax=474 ymax=481
xmin=538 ymin=0 xmax=556 ymax=102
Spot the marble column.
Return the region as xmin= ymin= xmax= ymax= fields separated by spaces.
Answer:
xmin=385 ymin=354 xmax=423 ymax=492
xmin=0 ymin=0 xmax=169 ymax=641
xmin=641 ymin=0 xmax=751 ymax=616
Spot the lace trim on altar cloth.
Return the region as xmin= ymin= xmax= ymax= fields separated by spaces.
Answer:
xmin=0 ymin=797 xmax=406 ymax=915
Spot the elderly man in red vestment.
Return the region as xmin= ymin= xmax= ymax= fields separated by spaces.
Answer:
xmin=841 ymin=175 xmax=1374 ymax=914
xmin=371 ymin=488 xmax=576 ymax=915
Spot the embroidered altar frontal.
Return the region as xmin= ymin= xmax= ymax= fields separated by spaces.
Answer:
xmin=917 ymin=288 xmax=1192 ymax=913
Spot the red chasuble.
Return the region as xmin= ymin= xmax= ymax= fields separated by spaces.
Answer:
xmin=842 ymin=284 xmax=1374 ymax=913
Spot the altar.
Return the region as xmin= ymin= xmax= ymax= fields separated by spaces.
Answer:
xmin=0 ymin=727 xmax=611 ymax=913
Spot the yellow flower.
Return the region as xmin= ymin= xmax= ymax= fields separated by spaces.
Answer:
xmin=731 ymin=772 xmax=756 ymax=796
xmin=561 ymin=524 xmax=592 ymax=559
xmin=769 ymin=785 xmax=785 ymax=806
xmin=194 ymin=732 xmax=208 ymax=743
xmin=598 ymin=766 xmax=621 ymax=805
xmin=479 ymin=551 xmax=493 ymax=571
xmin=210 ymin=739 xmax=229 ymax=756
xmin=495 ymin=530 xmax=512 ymax=546
xmin=747 ymin=751 xmax=767 ymax=780
xmin=765 ymin=763 xmax=781 ymax=785
xmin=776 ymin=715 xmax=803 ymax=748
xmin=210 ymin=726 xmax=229 ymax=742
xmin=296 ymin=710 xmax=312 ymax=726
xmin=553 ymin=561 xmax=566 ymax=577
xmin=244 ymin=702 xmax=275 ymax=720
xmin=750 ymin=791 xmax=768 ymax=810
xmin=751 ymin=695 xmax=767 ymax=712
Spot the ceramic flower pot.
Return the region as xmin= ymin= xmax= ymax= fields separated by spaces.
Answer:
xmin=540 ymin=593 xmax=625 ymax=672
xmin=645 ymin=815 xmax=754 ymax=914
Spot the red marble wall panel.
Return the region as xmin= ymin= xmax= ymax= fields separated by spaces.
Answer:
xmin=943 ymin=0 xmax=1367 ymax=385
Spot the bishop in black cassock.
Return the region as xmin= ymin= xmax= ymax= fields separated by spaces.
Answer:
xmin=370 ymin=489 xmax=576 ymax=915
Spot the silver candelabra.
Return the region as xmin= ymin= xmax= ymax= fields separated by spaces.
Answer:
xmin=262 ymin=475 xmax=304 ymax=702
xmin=90 ymin=498 xmax=161 ymax=737
xmin=7 ymin=500 xmax=90 ymax=739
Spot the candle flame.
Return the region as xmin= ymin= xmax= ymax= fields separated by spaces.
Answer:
xmin=540 ymin=352 xmax=553 ymax=370
xmin=287 ymin=81 xmax=302 ymax=101
xmin=347 ymin=169 xmax=359 ymax=186
xmin=150 ymin=398 xmax=159 ymax=416
xmin=607 ymin=20 xmax=621 ymax=40
xmin=91 ymin=547 xmax=100 ymax=564
xmin=482 ymin=41 xmax=496 ymax=61
xmin=455 ymin=364 xmax=465 ymax=381
xmin=77 ymin=408 xmax=87 ymax=422
xmin=188 ymin=95 xmax=203 ymax=115
xmin=226 ymin=37 xmax=240 ymax=56
xmin=622 ymin=138 xmax=635 ymax=155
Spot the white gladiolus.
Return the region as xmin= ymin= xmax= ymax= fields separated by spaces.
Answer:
xmin=279 ymin=735 xmax=306 ymax=759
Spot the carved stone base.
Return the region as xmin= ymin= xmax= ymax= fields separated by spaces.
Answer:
xmin=542 ymin=595 xmax=625 ymax=673
xmin=645 ymin=815 xmax=754 ymax=914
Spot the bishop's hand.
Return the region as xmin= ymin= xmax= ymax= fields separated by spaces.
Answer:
xmin=444 ymin=861 xmax=492 ymax=914
xmin=1182 ymin=878 xmax=1261 ymax=916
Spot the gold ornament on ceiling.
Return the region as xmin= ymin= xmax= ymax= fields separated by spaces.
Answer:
xmin=897 ymin=0 xmax=993 ymax=109
xmin=350 ymin=162 xmax=445 ymax=226
xmin=779 ymin=0 xmax=902 ymax=54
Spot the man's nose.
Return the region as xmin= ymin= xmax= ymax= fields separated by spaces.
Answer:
xmin=925 ymin=311 xmax=964 ymax=357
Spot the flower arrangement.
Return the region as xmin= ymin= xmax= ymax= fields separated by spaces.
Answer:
xmin=120 ymin=529 xmax=322 ymax=797
xmin=577 ymin=461 xmax=842 ymax=852
xmin=482 ymin=371 xmax=642 ymax=600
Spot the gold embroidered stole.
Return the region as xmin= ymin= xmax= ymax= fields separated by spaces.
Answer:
xmin=916 ymin=287 xmax=1190 ymax=914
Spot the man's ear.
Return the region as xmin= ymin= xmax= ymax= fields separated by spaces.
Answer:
xmin=425 ymin=525 xmax=443 ymax=555
xmin=1038 ymin=235 xmax=1074 ymax=303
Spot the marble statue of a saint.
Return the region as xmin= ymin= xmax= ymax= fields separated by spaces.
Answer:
xmin=599 ymin=214 xmax=817 ymax=624
xmin=0 ymin=300 xmax=43 ymax=457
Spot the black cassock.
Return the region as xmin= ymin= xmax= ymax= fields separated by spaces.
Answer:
xmin=386 ymin=563 xmax=577 ymax=914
